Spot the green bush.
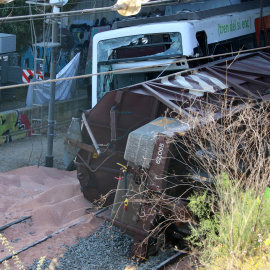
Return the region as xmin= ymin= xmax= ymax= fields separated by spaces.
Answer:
xmin=187 ymin=172 xmax=270 ymax=269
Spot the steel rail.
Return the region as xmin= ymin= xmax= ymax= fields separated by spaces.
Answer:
xmin=0 ymin=218 xmax=86 ymax=263
xmin=0 ymin=216 xmax=32 ymax=232
xmin=154 ymin=247 xmax=189 ymax=270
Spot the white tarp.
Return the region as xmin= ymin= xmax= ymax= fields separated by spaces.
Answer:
xmin=26 ymin=53 xmax=80 ymax=106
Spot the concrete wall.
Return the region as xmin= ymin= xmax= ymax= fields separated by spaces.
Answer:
xmin=0 ymin=95 xmax=89 ymax=143
xmin=24 ymin=95 xmax=88 ymax=123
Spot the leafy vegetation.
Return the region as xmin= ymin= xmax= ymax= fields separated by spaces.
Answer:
xmin=0 ymin=0 xmax=78 ymax=53
xmin=0 ymin=1 xmax=39 ymax=52
xmin=188 ymin=174 xmax=270 ymax=269
xmin=183 ymin=103 xmax=270 ymax=269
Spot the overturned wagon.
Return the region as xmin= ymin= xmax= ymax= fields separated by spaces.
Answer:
xmin=66 ymin=52 xmax=270 ymax=261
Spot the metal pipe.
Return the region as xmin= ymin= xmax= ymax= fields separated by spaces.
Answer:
xmin=82 ymin=112 xmax=101 ymax=156
xmin=45 ymin=13 xmax=59 ymax=167
xmin=123 ymin=170 xmax=128 ymax=195
xmin=94 ymin=207 xmax=109 ymax=216
xmin=154 ymin=248 xmax=189 ymax=270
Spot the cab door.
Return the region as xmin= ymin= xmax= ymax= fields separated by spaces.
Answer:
xmin=255 ymin=16 xmax=270 ymax=50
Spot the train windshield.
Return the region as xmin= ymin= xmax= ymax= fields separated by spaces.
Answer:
xmin=98 ymin=32 xmax=182 ymax=62
xmin=96 ymin=32 xmax=182 ymax=100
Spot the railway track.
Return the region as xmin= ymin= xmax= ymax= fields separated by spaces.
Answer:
xmin=95 ymin=208 xmax=190 ymax=270
xmin=0 ymin=166 xmax=103 ymax=268
xmin=0 ymin=216 xmax=87 ymax=264
xmin=0 ymin=213 xmax=190 ymax=269
xmin=0 ymin=165 xmax=191 ymax=269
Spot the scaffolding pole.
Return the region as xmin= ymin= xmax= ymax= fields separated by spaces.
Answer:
xmin=45 ymin=16 xmax=59 ymax=167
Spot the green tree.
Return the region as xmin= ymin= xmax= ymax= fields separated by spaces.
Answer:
xmin=0 ymin=0 xmax=44 ymax=53
xmin=0 ymin=0 xmax=78 ymax=53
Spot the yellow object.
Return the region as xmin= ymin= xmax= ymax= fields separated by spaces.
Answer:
xmin=117 ymin=163 xmax=127 ymax=170
xmin=113 ymin=0 xmax=144 ymax=16
xmin=124 ymin=198 xmax=129 ymax=206
xmin=151 ymin=118 xmax=176 ymax=127
xmin=93 ymin=153 xmax=98 ymax=158
xmin=135 ymin=254 xmax=147 ymax=261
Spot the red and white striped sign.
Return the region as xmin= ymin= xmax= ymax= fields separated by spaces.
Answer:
xmin=22 ymin=69 xmax=44 ymax=83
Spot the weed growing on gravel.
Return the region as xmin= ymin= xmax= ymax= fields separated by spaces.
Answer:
xmin=36 ymin=256 xmax=46 ymax=270
xmin=0 ymin=233 xmax=25 ymax=270
xmin=0 ymin=233 xmax=46 ymax=270
xmin=45 ymin=257 xmax=60 ymax=270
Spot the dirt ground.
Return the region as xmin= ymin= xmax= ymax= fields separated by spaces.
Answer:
xmin=0 ymin=166 xmax=103 ymax=269
xmin=0 ymin=126 xmax=69 ymax=173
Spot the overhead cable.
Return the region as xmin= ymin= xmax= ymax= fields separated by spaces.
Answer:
xmin=0 ymin=0 xmax=179 ymax=23
xmin=0 ymin=45 xmax=268 ymax=91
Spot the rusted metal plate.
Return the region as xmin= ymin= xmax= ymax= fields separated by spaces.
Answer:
xmin=147 ymin=135 xmax=171 ymax=191
xmin=76 ymin=92 xmax=162 ymax=205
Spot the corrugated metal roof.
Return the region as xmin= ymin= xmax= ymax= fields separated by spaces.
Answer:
xmin=161 ymin=72 xmax=227 ymax=96
xmin=122 ymin=52 xmax=270 ymax=118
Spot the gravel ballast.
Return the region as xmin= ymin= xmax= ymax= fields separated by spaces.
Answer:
xmin=28 ymin=223 xmax=177 ymax=270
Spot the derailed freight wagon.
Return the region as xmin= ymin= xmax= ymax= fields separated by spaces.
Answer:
xmin=66 ymin=52 xmax=270 ymax=261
